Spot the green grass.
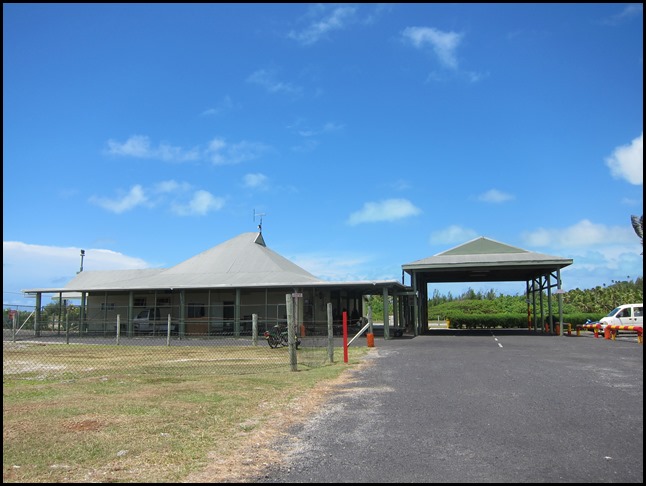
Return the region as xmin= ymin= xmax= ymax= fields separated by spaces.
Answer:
xmin=3 ymin=342 xmax=370 ymax=483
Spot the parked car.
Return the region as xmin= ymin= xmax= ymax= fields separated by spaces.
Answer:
xmin=133 ymin=308 xmax=176 ymax=334
xmin=599 ymin=303 xmax=643 ymax=331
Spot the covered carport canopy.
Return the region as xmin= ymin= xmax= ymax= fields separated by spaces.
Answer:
xmin=402 ymin=237 xmax=573 ymax=334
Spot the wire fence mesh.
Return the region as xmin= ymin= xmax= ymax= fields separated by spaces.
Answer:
xmin=3 ymin=303 xmax=363 ymax=378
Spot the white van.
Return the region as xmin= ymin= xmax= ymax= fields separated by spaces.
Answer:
xmin=599 ymin=303 xmax=643 ymax=330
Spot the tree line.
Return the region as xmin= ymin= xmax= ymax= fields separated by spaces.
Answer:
xmin=365 ymin=277 xmax=643 ymax=322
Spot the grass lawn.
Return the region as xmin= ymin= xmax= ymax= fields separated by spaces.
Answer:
xmin=3 ymin=342 xmax=371 ymax=483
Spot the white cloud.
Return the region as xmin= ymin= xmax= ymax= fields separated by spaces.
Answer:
xmin=297 ymin=121 xmax=344 ymax=137
xmin=347 ymin=199 xmax=422 ymax=225
xmin=205 ymin=138 xmax=270 ymax=166
xmin=88 ymin=185 xmax=149 ymax=213
xmin=601 ymin=4 xmax=643 ymax=26
xmin=106 ymin=135 xmax=199 ymax=162
xmin=201 ymin=95 xmax=236 ymax=116
xmin=243 ymin=173 xmax=268 ymax=189
xmin=105 ymin=135 xmax=268 ymax=166
xmin=402 ymin=26 xmax=463 ymax=69
xmin=522 ymin=219 xmax=637 ymax=249
xmin=290 ymin=252 xmax=373 ymax=281
xmin=171 ymin=190 xmax=225 ymax=216
xmin=477 ymin=189 xmax=515 ymax=203
xmin=429 ymin=225 xmax=479 ymax=246
xmin=89 ymin=181 xmax=225 ymax=216
xmin=246 ymin=69 xmax=303 ymax=96
xmin=291 ymin=139 xmax=320 ymax=153
xmin=558 ymin=246 xmax=642 ymax=291
xmin=288 ymin=6 xmax=357 ymax=45
xmin=3 ymin=242 xmax=151 ymax=305
xmin=153 ymin=180 xmax=192 ymax=194
xmin=605 ymin=132 xmax=643 ymax=185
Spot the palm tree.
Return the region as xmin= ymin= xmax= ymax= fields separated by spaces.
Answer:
xmin=631 ymin=214 xmax=643 ymax=254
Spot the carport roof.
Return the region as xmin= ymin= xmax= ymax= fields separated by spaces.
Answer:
xmin=402 ymin=237 xmax=573 ymax=283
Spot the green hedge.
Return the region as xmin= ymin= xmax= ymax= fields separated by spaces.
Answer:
xmin=446 ymin=312 xmax=607 ymax=329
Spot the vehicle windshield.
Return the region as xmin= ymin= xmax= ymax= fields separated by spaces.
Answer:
xmin=136 ymin=310 xmax=149 ymax=318
xmin=606 ymin=307 xmax=621 ymax=317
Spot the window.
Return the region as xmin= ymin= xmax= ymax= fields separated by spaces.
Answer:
xmin=187 ymin=303 xmax=205 ymax=318
xmin=134 ymin=298 xmax=147 ymax=307
xmin=157 ymin=297 xmax=171 ymax=307
xmin=101 ymin=303 xmax=115 ymax=311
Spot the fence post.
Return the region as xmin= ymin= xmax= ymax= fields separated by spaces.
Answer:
xmin=116 ymin=315 xmax=121 ymax=345
xmin=252 ymin=314 xmax=258 ymax=346
xmin=166 ymin=314 xmax=171 ymax=347
xmin=327 ymin=303 xmax=334 ymax=363
xmin=286 ymin=294 xmax=297 ymax=371
xmin=12 ymin=314 xmax=17 ymax=343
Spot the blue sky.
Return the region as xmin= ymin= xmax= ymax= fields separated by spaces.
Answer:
xmin=3 ymin=3 xmax=643 ymax=307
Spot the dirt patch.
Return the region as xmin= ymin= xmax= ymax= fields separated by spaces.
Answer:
xmin=182 ymin=358 xmax=374 ymax=483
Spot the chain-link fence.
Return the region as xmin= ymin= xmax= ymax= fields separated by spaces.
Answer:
xmin=3 ymin=303 xmax=362 ymax=378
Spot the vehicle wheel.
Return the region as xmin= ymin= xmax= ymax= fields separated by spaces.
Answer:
xmin=267 ymin=336 xmax=280 ymax=348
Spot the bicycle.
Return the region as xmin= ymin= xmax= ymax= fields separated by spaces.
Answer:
xmin=263 ymin=324 xmax=301 ymax=349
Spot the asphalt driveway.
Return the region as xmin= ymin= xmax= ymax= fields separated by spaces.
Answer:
xmin=257 ymin=331 xmax=643 ymax=483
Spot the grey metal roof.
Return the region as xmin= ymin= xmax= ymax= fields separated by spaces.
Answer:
xmin=50 ymin=232 xmax=325 ymax=292
xmin=23 ymin=232 xmax=407 ymax=294
xmin=402 ymin=236 xmax=573 ymax=283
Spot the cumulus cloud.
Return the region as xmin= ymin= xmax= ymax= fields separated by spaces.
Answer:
xmin=605 ymin=132 xmax=643 ymax=185
xmin=288 ymin=5 xmax=357 ymax=45
xmin=402 ymin=26 xmax=463 ymax=69
xmin=171 ymin=190 xmax=225 ymax=216
xmin=88 ymin=185 xmax=149 ymax=213
xmin=477 ymin=189 xmax=515 ymax=203
xmin=89 ymin=181 xmax=225 ymax=216
xmin=243 ymin=173 xmax=268 ymax=189
xmin=522 ymin=219 xmax=637 ymax=249
xmin=347 ymin=199 xmax=421 ymax=225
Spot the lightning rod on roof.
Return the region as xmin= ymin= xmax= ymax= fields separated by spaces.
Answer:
xmin=253 ymin=209 xmax=266 ymax=234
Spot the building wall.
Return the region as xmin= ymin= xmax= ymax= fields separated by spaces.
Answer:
xmin=83 ymin=287 xmax=333 ymax=336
